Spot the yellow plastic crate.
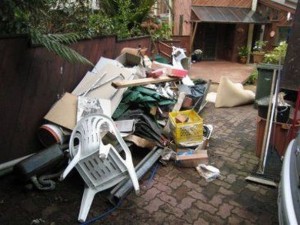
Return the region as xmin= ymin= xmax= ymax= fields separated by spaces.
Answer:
xmin=169 ymin=109 xmax=203 ymax=145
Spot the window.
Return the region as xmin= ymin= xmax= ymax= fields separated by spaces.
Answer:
xmin=270 ymin=9 xmax=279 ymax=21
xmin=286 ymin=0 xmax=298 ymax=3
xmin=276 ymin=27 xmax=291 ymax=45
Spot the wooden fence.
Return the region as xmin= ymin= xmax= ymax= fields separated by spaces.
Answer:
xmin=0 ymin=35 xmax=151 ymax=164
xmin=0 ymin=34 xmax=190 ymax=164
xmin=156 ymin=36 xmax=191 ymax=61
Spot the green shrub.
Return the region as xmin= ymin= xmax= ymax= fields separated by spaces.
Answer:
xmin=238 ymin=46 xmax=249 ymax=57
xmin=245 ymin=69 xmax=258 ymax=85
xmin=263 ymin=41 xmax=288 ymax=65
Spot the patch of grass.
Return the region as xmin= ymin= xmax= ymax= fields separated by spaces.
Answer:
xmin=245 ymin=69 xmax=258 ymax=85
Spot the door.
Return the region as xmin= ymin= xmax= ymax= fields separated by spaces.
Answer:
xmin=202 ymin=24 xmax=217 ymax=60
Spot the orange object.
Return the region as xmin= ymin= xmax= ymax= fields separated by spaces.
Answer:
xmin=175 ymin=114 xmax=189 ymax=123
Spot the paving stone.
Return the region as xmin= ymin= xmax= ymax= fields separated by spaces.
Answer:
xmin=181 ymin=206 xmax=201 ymax=223
xmin=141 ymin=187 xmax=161 ymax=201
xmin=154 ymin=174 xmax=173 ymax=186
xmin=158 ymin=192 xmax=178 ymax=207
xmin=153 ymin=180 xmax=172 ymax=194
xmin=226 ymin=174 xmax=238 ymax=184
xmin=231 ymin=151 xmax=241 ymax=160
xmin=165 ymin=168 xmax=182 ymax=181
xmin=245 ymin=183 xmax=260 ymax=192
xmin=209 ymin=193 xmax=225 ymax=207
xmin=169 ymin=176 xmax=185 ymax=189
xmin=194 ymin=200 xmax=218 ymax=215
xmin=177 ymin=196 xmax=196 ymax=211
xmin=219 ymin=187 xmax=235 ymax=196
xmin=258 ymin=188 xmax=268 ymax=195
xmin=184 ymin=180 xmax=203 ymax=191
xmin=151 ymin=210 xmax=170 ymax=224
xmin=202 ymin=182 xmax=220 ymax=200
xmin=213 ymin=179 xmax=231 ymax=189
xmin=201 ymin=211 xmax=227 ymax=225
xmin=228 ymin=200 xmax=242 ymax=208
xmin=143 ymin=198 xmax=164 ymax=214
xmin=193 ymin=216 xmax=210 ymax=225
xmin=172 ymin=185 xmax=192 ymax=202
xmin=160 ymin=203 xmax=184 ymax=218
xmin=257 ymin=213 xmax=279 ymax=225
xmin=216 ymin=202 xmax=234 ymax=219
xmin=232 ymin=206 xmax=258 ymax=222
xmin=233 ymin=177 xmax=249 ymax=191
xmin=165 ymin=214 xmax=187 ymax=225
xmin=187 ymin=190 xmax=208 ymax=202
xmin=227 ymin=214 xmax=245 ymax=224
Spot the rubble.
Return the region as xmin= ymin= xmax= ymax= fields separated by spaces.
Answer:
xmin=13 ymin=46 xmax=215 ymax=222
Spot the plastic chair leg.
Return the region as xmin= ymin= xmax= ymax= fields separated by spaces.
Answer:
xmin=78 ymin=187 xmax=97 ymax=222
xmin=127 ymin=165 xmax=140 ymax=194
xmin=60 ymin=153 xmax=80 ymax=180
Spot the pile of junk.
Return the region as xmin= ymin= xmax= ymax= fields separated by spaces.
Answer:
xmin=13 ymin=46 xmax=215 ymax=223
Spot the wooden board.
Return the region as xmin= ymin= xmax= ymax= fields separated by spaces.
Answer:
xmin=112 ymin=75 xmax=178 ymax=88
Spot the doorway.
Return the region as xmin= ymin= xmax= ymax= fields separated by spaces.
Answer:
xmin=196 ymin=23 xmax=236 ymax=61
xmin=202 ymin=24 xmax=217 ymax=60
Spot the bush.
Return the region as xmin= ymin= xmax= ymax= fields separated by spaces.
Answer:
xmin=245 ymin=69 xmax=258 ymax=85
xmin=253 ymin=40 xmax=268 ymax=53
xmin=238 ymin=46 xmax=249 ymax=57
xmin=263 ymin=41 xmax=288 ymax=65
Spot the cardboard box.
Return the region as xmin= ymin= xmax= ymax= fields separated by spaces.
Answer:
xmin=175 ymin=150 xmax=208 ymax=167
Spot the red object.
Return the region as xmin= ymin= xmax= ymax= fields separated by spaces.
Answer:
xmin=168 ymin=68 xmax=188 ymax=78
xmin=147 ymin=69 xmax=164 ymax=78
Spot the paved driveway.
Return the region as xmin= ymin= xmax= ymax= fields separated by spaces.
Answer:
xmin=0 ymin=102 xmax=279 ymax=225
xmin=189 ymin=61 xmax=256 ymax=84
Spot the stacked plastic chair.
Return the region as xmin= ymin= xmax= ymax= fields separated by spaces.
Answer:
xmin=60 ymin=114 xmax=139 ymax=222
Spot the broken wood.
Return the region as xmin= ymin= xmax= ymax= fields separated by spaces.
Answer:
xmin=112 ymin=75 xmax=178 ymax=88
xmin=175 ymin=114 xmax=189 ymax=123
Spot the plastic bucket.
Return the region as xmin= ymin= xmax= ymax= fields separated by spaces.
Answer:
xmin=38 ymin=124 xmax=68 ymax=147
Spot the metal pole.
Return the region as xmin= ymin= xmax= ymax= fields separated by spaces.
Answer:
xmin=258 ymin=67 xmax=281 ymax=174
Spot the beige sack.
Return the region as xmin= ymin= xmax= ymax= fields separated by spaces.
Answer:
xmin=215 ymin=76 xmax=255 ymax=108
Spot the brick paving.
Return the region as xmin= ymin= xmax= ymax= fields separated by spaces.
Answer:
xmin=109 ymin=102 xmax=279 ymax=225
xmin=189 ymin=60 xmax=256 ymax=84
xmin=0 ymin=102 xmax=279 ymax=225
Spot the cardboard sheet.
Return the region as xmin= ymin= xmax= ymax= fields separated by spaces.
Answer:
xmin=72 ymin=63 xmax=135 ymax=113
xmin=44 ymin=93 xmax=112 ymax=130
xmin=44 ymin=93 xmax=77 ymax=130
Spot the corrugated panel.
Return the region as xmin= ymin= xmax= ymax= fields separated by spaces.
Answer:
xmin=191 ymin=6 xmax=270 ymax=24
xmin=192 ymin=0 xmax=252 ymax=8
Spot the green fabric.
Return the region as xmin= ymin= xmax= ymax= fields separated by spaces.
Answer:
xmin=113 ymin=86 xmax=175 ymax=119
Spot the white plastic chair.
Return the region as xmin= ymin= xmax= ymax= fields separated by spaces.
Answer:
xmin=60 ymin=114 xmax=139 ymax=222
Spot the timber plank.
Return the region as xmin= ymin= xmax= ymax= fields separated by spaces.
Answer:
xmin=112 ymin=75 xmax=179 ymax=88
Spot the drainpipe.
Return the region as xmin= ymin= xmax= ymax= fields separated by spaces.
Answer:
xmin=247 ymin=0 xmax=258 ymax=63
xmin=169 ymin=0 xmax=173 ymax=33
xmin=154 ymin=1 xmax=158 ymax=15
